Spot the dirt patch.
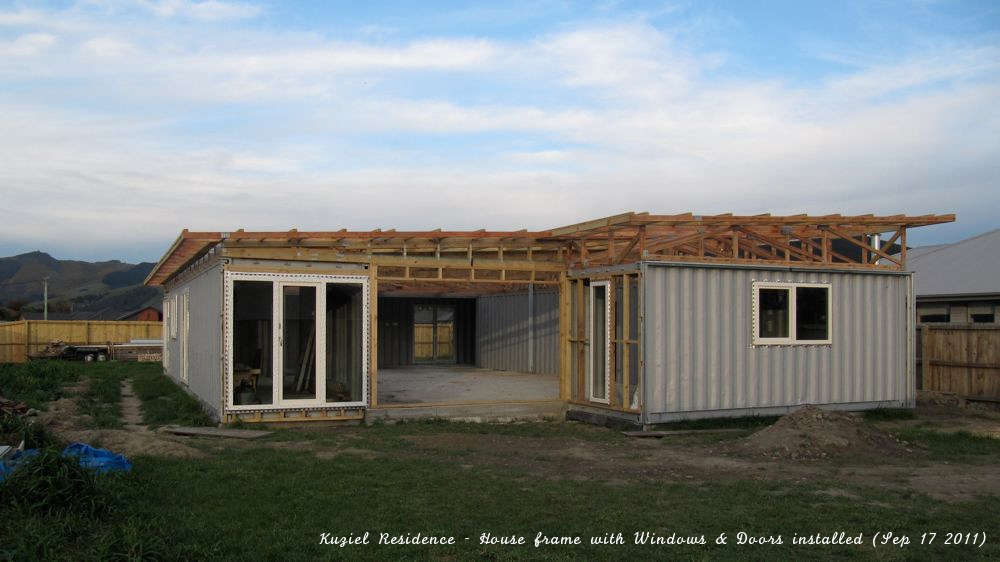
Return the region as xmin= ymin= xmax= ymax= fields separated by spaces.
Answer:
xmin=314 ymin=448 xmax=380 ymax=460
xmin=917 ymin=390 xmax=964 ymax=407
xmin=58 ymin=429 xmax=205 ymax=459
xmin=737 ymin=406 xmax=915 ymax=460
xmin=35 ymin=384 xmax=204 ymax=459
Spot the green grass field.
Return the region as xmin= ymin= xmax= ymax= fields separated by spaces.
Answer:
xmin=1 ymin=362 xmax=998 ymax=561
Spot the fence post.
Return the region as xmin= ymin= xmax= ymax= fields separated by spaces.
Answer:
xmin=920 ymin=324 xmax=931 ymax=392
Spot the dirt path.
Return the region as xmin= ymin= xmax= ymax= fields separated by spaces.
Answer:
xmin=39 ymin=377 xmax=204 ymax=459
xmin=120 ymin=379 xmax=149 ymax=433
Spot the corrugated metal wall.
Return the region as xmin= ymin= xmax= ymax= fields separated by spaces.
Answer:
xmin=476 ymin=290 xmax=559 ymax=375
xmin=377 ymin=297 xmax=476 ymax=367
xmin=163 ymin=262 xmax=223 ymax=418
xmin=643 ymin=264 xmax=911 ymax=423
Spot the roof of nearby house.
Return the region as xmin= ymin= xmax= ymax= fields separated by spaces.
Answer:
xmin=909 ymin=227 xmax=1000 ymax=299
xmin=21 ymin=309 xmax=117 ymax=321
xmin=116 ymin=305 xmax=162 ymax=320
xmin=144 ymin=211 xmax=955 ymax=287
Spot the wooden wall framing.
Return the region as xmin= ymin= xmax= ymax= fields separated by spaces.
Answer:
xmin=566 ymin=271 xmax=641 ymax=414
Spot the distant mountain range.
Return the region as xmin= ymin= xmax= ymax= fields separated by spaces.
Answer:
xmin=0 ymin=251 xmax=161 ymax=320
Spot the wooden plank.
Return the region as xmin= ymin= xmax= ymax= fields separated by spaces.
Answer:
xmin=559 ymin=274 xmax=571 ymax=400
xmin=576 ymin=279 xmax=585 ymax=402
xmin=622 ymin=273 xmax=630 ymax=412
xmin=921 ymin=325 xmax=931 ymax=391
xmin=548 ymin=212 xmax=635 ymax=237
xmin=162 ymin=426 xmax=273 ymax=439
xmin=824 ymin=225 xmax=903 ymax=265
xmin=622 ymin=429 xmax=746 ymax=437
xmin=929 ymin=359 xmax=1000 ymax=370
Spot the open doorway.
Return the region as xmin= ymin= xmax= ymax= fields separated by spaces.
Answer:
xmin=414 ymin=304 xmax=455 ymax=363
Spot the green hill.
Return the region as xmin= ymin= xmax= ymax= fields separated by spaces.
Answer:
xmin=0 ymin=252 xmax=160 ymax=319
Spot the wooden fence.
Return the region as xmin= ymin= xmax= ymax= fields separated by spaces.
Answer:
xmin=0 ymin=320 xmax=162 ymax=363
xmin=918 ymin=324 xmax=1000 ymax=401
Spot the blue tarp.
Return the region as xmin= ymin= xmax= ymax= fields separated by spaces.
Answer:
xmin=0 ymin=443 xmax=131 ymax=481
xmin=62 ymin=443 xmax=132 ymax=474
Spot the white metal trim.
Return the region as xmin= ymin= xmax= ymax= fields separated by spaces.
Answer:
xmin=180 ymin=289 xmax=190 ymax=384
xmin=752 ymin=281 xmax=833 ymax=346
xmin=588 ymin=281 xmax=611 ymax=404
xmin=224 ymin=271 xmax=370 ymax=414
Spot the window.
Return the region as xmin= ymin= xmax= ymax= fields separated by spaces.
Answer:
xmin=917 ymin=304 xmax=949 ymax=324
xmin=969 ymin=304 xmax=995 ymax=324
xmin=169 ymin=295 xmax=179 ymax=340
xmin=753 ymin=282 xmax=831 ymax=345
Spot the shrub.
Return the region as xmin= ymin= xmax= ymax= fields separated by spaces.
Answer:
xmin=0 ymin=361 xmax=80 ymax=409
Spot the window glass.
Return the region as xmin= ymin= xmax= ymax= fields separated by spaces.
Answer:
xmin=919 ymin=314 xmax=949 ymax=323
xmin=796 ymin=287 xmax=829 ymax=340
xmin=758 ymin=288 xmax=789 ymax=339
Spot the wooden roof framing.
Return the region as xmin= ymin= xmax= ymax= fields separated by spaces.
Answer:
xmin=144 ymin=212 xmax=954 ymax=287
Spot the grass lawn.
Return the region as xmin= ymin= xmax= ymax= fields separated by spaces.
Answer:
xmin=2 ymin=362 xmax=998 ymax=560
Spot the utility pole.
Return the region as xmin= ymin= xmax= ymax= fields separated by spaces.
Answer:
xmin=43 ymin=277 xmax=49 ymax=321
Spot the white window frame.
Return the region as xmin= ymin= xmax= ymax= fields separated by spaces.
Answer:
xmin=169 ymin=295 xmax=179 ymax=340
xmin=752 ymin=281 xmax=832 ymax=346
xmin=588 ymin=281 xmax=611 ymax=404
xmin=162 ymin=298 xmax=171 ymax=370
xmin=224 ymin=271 xmax=370 ymax=413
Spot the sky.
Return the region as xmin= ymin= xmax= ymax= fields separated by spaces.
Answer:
xmin=1 ymin=0 xmax=998 ymax=263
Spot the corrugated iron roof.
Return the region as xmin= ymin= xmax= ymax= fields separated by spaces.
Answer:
xmin=909 ymin=227 xmax=1000 ymax=298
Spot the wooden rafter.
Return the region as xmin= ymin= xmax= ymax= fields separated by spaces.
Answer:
xmin=145 ymin=212 xmax=955 ymax=286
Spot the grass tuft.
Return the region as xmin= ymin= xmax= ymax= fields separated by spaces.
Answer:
xmin=0 ymin=361 xmax=80 ymax=409
xmin=131 ymin=367 xmax=213 ymax=428
xmin=864 ymin=408 xmax=916 ymax=421
xmin=895 ymin=428 xmax=1000 ymax=457
xmin=76 ymin=367 xmax=124 ymax=429
xmin=0 ymin=412 xmax=60 ymax=449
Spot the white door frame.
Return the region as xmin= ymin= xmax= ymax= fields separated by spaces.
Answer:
xmin=274 ymin=281 xmax=325 ymax=405
xmin=180 ymin=289 xmax=190 ymax=384
xmin=224 ymin=271 xmax=370 ymax=412
xmin=588 ymin=281 xmax=610 ymax=404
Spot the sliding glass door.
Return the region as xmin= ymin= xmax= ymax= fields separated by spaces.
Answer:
xmin=280 ymin=284 xmax=318 ymax=402
xmin=228 ymin=273 xmax=368 ymax=411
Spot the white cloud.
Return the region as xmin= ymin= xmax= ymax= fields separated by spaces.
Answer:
xmin=81 ymin=36 xmax=133 ymax=56
xmin=0 ymin=33 xmax=58 ymax=56
xmin=142 ymin=0 xmax=261 ymax=21
xmin=0 ymin=9 xmax=997 ymax=260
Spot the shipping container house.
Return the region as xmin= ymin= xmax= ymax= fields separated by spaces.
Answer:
xmin=145 ymin=212 xmax=952 ymax=425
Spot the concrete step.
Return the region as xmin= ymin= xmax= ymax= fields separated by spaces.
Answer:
xmin=365 ymin=400 xmax=567 ymax=425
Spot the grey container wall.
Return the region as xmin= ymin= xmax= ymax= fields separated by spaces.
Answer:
xmin=642 ymin=263 xmax=912 ymax=423
xmin=476 ymin=291 xmax=559 ymax=375
xmin=163 ymin=262 xmax=224 ymax=419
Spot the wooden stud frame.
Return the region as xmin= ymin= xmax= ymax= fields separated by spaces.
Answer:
xmin=146 ymin=213 xmax=954 ymax=288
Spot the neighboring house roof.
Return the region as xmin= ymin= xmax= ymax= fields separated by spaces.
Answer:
xmin=116 ymin=306 xmax=162 ymax=320
xmin=21 ymin=309 xmax=115 ymax=321
xmin=909 ymin=227 xmax=1000 ymax=299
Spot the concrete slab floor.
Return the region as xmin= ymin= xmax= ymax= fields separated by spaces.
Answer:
xmin=377 ymin=365 xmax=559 ymax=404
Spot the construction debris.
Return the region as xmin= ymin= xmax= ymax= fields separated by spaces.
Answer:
xmin=739 ymin=406 xmax=914 ymax=460
xmin=0 ymin=395 xmax=30 ymax=417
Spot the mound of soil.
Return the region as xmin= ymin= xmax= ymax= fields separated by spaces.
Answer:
xmin=740 ymin=406 xmax=912 ymax=460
